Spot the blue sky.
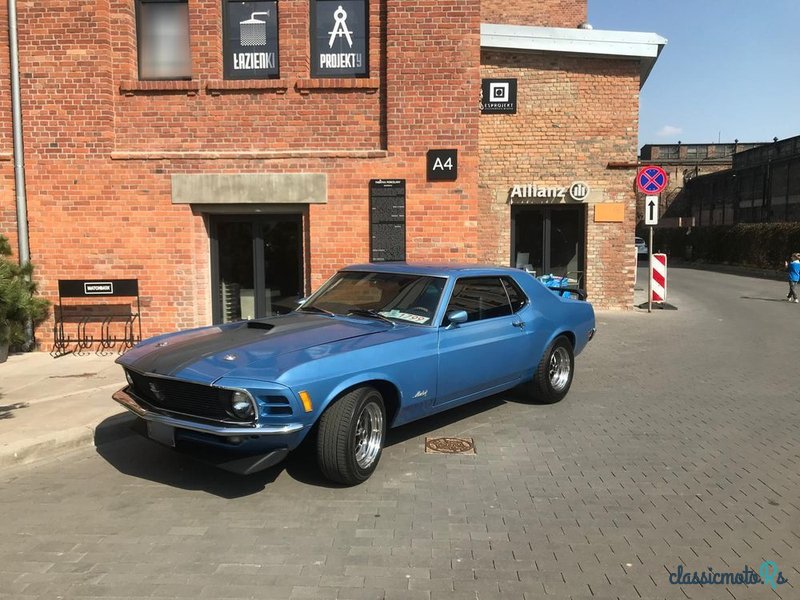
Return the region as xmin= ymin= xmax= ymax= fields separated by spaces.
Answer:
xmin=589 ymin=0 xmax=800 ymax=147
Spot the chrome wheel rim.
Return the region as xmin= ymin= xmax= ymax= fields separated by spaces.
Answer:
xmin=354 ymin=401 xmax=383 ymax=469
xmin=549 ymin=346 xmax=571 ymax=392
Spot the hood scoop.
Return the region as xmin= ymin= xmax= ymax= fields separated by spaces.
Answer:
xmin=246 ymin=321 xmax=275 ymax=331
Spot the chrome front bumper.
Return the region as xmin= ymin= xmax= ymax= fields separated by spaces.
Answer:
xmin=112 ymin=388 xmax=304 ymax=437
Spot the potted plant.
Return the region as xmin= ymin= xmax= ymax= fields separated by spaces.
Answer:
xmin=0 ymin=235 xmax=50 ymax=362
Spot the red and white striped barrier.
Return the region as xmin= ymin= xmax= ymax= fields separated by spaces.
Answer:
xmin=651 ymin=253 xmax=667 ymax=302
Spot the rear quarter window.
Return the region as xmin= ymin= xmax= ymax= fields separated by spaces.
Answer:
xmin=501 ymin=277 xmax=528 ymax=312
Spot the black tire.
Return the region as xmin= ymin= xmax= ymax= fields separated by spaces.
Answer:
xmin=526 ymin=336 xmax=574 ymax=404
xmin=317 ymin=386 xmax=386 ymax=485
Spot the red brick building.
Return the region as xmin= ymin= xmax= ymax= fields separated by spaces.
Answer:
xmin=0 ymin=1 xmax=664 ymax=350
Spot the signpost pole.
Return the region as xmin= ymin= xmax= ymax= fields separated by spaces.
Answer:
xmin=638 ymin=165 xmax=666 ymax=314
xmin=647 ymin=224 xmax=653 ymax=313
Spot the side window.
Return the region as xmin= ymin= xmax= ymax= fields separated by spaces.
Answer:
xmin=501 ymin=277 xmax=528 ymax=313
xmin=136 ymin=0 xmax=192 ymax=80
xmin=446 ymin=278 xmax=511 ymax=323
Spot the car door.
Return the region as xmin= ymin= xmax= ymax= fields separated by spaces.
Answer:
xmin=435 ymin=276 xmax=532 ymax=405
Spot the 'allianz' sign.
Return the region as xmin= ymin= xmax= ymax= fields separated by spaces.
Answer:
xmin=510 ymin=182 xmax=590 ymax=202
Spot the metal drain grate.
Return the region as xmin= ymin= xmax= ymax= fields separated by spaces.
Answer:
xmin=425 ymin=437 xmax=475 ymax=454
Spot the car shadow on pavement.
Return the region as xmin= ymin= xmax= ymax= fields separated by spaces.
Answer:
xmin=94 ymin=389 xmax=537 ymax=496
xmin=94 ymin=416 xmax=284 ymax=498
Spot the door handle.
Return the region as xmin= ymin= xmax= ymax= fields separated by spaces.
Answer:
xmin=512 ymin=321 xmax=525 ymax=329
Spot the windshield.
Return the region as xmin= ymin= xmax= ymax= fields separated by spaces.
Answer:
xmin=300 ymin=271 xmax=446 ymax=325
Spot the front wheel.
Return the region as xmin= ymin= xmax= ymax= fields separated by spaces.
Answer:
xmin=525 ymin=336 xmax=574 ymax=404
xmin=317 ymin=386 xmax=386 ymax=485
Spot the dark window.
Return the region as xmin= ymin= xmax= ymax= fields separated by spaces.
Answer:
xmin=310 ymin=0 xmax=368 ymax=78
xmin=714 ymin=144 xmax=734 ymax=159
xmin=660 ymin=146 xmax=679 ymax=160
xmin=787 ymin=159 xmax=800 ymax=221
xmin=136 ymin=0 xmax=192 ymax=80
xmin=686 ymin=146 xmax=708 ymax=160
xmin=501 ymin=277 xmax=527 ymax=312
xmin=446 ymin=278 xmax=511 ymax=323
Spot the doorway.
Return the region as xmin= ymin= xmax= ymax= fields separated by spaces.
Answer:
xmin=511 ymin=205 xmax=585 ymax=282
xmin=210 ymin=214 xmax=304 ymax=323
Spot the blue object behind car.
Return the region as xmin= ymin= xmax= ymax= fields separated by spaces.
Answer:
xmin=113 ymin=264 xmax=596 ymax=485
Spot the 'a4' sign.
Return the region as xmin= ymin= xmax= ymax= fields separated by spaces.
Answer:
xmin=427 ymin=149 xmax=458 ymax=182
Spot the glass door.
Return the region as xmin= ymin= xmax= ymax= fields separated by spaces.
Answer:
xmin=549 ymin=207 xmax=583 ymax=278
xmin=511 ymin=205 xmax=585 ymax=282
xmin=212 ymin=215 xmax=303 ymax=323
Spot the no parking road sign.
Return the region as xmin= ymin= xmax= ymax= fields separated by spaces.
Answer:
xmin=637 ymin=166 xmax=669 ymax=194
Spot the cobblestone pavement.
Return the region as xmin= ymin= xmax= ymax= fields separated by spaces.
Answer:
xmin=1 ymin=267 xmax=798 ymax=600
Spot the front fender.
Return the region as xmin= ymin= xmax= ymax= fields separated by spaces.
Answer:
xmin=309 ymin=371 xmax=405 ymax=424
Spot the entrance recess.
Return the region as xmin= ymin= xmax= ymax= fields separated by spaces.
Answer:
xmin=211 ymin=215 xmax=303 ymax=323
xmin=511 ymin=205 xmax=585 ymax=282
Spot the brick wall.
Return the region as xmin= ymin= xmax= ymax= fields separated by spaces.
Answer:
xmin=5 ymin=0 xmax=480 ymax=348
xmin=479 ymin=51 xmax=640 ymax=309
xmin=482 ymin=0 xmax=587 ymax=27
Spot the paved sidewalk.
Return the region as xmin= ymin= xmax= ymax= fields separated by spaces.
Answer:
xmin=0 ymin=352 xmax=131 ymax=468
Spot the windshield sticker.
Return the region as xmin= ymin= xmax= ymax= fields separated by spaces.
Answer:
xmin=379 ymin=310 xmax=430 ymax=324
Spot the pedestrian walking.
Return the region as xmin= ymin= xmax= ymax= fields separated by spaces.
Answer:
xmin=785 ymin=253 xmax=800 ymax=302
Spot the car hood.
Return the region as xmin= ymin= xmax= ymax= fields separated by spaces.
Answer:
xmin=117 ymin=313 xmax=387 ymax=384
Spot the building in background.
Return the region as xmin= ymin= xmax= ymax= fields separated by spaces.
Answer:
xmin=1 ymin=0 xmax=665 ymax=350
xmin=637 ymin=141 xmax=766 ymax=227
xmin=661 ymin=135 xmax=800 ymax=226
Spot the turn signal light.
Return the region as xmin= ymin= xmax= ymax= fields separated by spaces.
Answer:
xmin=299 ymin=391 xmax=313 ymax=413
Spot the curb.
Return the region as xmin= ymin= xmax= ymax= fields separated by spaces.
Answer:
xmin=0 ymin=412 xmax=137 ymax=470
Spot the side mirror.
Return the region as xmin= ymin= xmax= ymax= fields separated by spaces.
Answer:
xmin=445 ymin=310 xmax=468 ymax=328
xmin=296 ymin=297 xmax=307 ymax=306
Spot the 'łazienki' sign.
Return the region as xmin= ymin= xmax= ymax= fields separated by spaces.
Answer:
xmin=509 ymin=182 xmax=591 ymax=203
xmin=224 ymin=1 xmax=279 ymax=80
xmin=312 ymin=0 xmax=368 ymax=77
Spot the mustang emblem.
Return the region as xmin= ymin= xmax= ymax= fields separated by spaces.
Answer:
xmin=413 ymin=390 xmax=428 ymax=399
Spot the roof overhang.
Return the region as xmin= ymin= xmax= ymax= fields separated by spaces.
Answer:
xmin=481 ymin=23 xmax=667 ymax=89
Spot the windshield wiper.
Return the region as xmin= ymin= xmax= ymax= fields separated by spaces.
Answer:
xmin=346 ymin=308 xmax=395 ymax=326
xmin=298 ymin=305 xmax=335 ymax=317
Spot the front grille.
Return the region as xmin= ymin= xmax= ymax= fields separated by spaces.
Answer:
xmin=126 ymin=370 xmax=244 ymax=423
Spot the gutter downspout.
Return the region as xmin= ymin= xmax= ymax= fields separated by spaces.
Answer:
xmin=8 ymin=0 xmax=33 ymax=348
xmin=8 ymin=0 xmax=29 ymax=265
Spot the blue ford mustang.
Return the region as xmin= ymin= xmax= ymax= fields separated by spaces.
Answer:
xmin=113 ymin=264 xmax=595 ymax=485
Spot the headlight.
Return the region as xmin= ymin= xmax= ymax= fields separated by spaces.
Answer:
xmin=229 ymin=391 xmax=255 ymax=420
xmin=125 ymin=370 xmax=134 ymax=387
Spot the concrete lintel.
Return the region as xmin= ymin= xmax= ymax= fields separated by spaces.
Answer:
xmin=171 ymin=173 xmax=327 ymax=205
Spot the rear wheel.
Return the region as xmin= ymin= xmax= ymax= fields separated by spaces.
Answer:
xmin=317 ymin=386 xmax=386 ymax=485
xmin=526 ymin=336 xmax=574 ymax=404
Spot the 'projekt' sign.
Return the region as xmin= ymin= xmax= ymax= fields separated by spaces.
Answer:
xmin=312 ymin=0 xmax=368 ymax=77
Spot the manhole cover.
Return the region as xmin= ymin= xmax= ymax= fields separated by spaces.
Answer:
xmin=425 ymin=437 xmax=475 ymax=454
